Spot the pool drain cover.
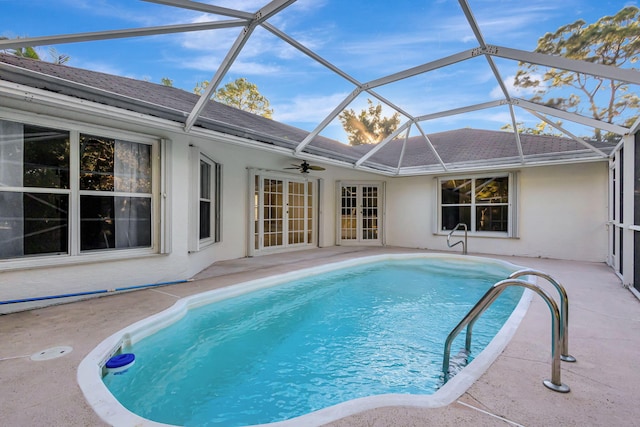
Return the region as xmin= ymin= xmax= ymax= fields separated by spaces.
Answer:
xmin=30 ymin=346 xmax=73 ymax=361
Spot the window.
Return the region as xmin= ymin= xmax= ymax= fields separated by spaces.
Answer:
xmin=439 ymin=174 xmax=516 ymax=236
xmin=79 ymin=134 xmax=153 ymax=251
xmin=199 ymin=159 xmax=212 ymax=240
xmin=0 ymin=118 xmax=159 ymax=261
xmin=189 ymin=149 xmax=221 ymax=251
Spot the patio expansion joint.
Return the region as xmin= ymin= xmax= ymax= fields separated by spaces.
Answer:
xmin=149 ymin=288 xmax=182 ymax=299
xmin=0 ymin=354 xmax=31 ymax=361
xmin=457 ymin=400 xmax=526 ymax=426
xmin=572 ymin=303 xmax=640 ymax=321
xmin=458 ymin=395 xmax=526 ymax=427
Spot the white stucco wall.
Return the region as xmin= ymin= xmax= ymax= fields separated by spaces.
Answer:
xmin=0 ymin=90 xmax=610 ymax=313
xmin=0 ymin=97 xmax=380 ymax=312
xmin=384 ymin=162 xmax=609 ymax=262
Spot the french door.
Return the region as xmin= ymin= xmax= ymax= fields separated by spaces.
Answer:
xmin=338 ymin=182 xmax=383 ymax=245
xmin=252 ymin=173 xmax=315 ymax=254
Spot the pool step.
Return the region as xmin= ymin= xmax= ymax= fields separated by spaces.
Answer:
xmin=446 ymin=349 xmax=469 ymax=377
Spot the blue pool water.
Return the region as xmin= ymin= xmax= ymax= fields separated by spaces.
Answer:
xmin=103 ymin=257 xmax=522 ymax=426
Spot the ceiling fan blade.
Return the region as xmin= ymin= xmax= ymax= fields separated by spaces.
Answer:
xmin=283 ymin=161 xmax=324 ymax=173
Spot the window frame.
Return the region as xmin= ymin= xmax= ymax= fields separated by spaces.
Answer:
xmin=436 ymin=172 xmax=518 ymax=238
xmin=0 ymin=113 xmax=164 ymax=268
xmin=188 ymin=147 xmax=221 ymax=252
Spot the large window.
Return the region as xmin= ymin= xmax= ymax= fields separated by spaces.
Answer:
xmin=189 ymin=149 xmax=221 ymax=252
xmin=0 ymin=119 xmax=158 ymax=260
xmin=439 ymin=174 xmax=515 ymax=235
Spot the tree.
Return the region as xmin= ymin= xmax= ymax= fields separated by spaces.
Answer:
xmin=47 ymin=47 xmax=69 ymax=65
xmin=339 ymin=99 xmax=401 ymax=146
xmin=0 ymin=37 xmax=40 ymax=59
xmin=195 ymin=77 xmax=273 ymax=119
xmin=501 ymin=121 xmax=564 ymax=136
xmin=161 ymin=77 xmax=174 ymax=87
xmin=513 ymin=6 xmax=640 ymax=142
xmin=1 ymin=37 xmax=70 ymax=64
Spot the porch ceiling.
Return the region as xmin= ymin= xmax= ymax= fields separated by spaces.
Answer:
xmin=0 ymin=0 xmax=637 ymax=176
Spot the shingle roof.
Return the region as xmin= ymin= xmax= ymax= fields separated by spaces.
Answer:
xmin=0 ymin=54 xmax=615 ymax=174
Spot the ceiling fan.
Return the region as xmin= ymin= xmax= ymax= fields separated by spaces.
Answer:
xmin=285 ymin=160 xmax=326 ymax=174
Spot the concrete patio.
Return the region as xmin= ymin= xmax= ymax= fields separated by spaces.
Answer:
xmin=1 ymin=247 xmax=639 ymax=426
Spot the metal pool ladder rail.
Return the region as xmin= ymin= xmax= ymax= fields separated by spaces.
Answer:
xmin=509 ymin=269 xmax=576 ymax=363
xmin=442 ymin=275 xmax=573 ymax=393
xmin=447 ymin=223 xmax=467 ymax=254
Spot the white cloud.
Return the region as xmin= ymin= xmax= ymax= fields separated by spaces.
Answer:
xmin=228 ymin=60 xmax=282 ymax=76
xmin=490 ymin=74 xmax=544 ymax=99
xmin=273 ymin=92 xmax=349 ymax=123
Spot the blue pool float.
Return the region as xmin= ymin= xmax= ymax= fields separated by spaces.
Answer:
xmin=106 ymin=353 xmax=135 ymax=374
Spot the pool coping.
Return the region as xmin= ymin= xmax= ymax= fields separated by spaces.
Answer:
xmin=77 ymin=253 xmax=533 ymax=427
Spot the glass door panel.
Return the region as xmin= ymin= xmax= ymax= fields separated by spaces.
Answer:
xmin=263 ymin=178 xmax=283 ymax=248
xmin=361 ymin=186 xmax=379 ymax=241
xmin=254 ymin=175 xmax=315 ymax=252
xmin=288 ymin=181 xmax=306 ymax=245
xmin=341 ymin=186 xmax=358 ymax=240
xmin=339 ymin=184 xmax=381 ymax=244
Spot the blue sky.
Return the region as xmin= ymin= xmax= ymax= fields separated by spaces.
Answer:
xmin=1 ymin=0 xmax=636 ymax=142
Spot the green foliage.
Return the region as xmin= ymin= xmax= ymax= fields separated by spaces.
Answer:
xmin=195 ymin=77 xmax=273 ymax=119
xmin=338 ymin=99 xmax=401 ymax=146
xmin=0 ymin=37 xmax=40 ymax=59
xmin=1 ymin=37 xmax=70 ymax=64
xmin=12 ymin=45 xmax=40 ymax=59
xmin=513 ymin=6 xmax=640 ymax=142
xmin=501 ymin=121 xmax=564 ymax=136
xmin=161 ymin=77 xmax=174 ymax=87
xmin=193 ymin=80 xmax=209 ymax=96
xmin=48 ymin=47 xmax=69 ymax=65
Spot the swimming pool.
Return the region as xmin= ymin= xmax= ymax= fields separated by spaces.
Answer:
xmin=78 ymin=254 xmax=532 ymax=427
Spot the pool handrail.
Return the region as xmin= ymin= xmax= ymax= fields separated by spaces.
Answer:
xmin=442 ymin=278 xmax=570 ymax=393
xmin=508 ymin=269 xmax=576 ymax=363
xmin=446 ymin=223 xmax=468 ymax=254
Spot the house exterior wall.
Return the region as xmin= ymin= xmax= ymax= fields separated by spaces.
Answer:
xmin=0 ymin=97 xmax=378 ymax=313
xmin=385 ymin=162 xmax=609 ymax=262
xmin=0 ymin=92 xmax=610 ymax=313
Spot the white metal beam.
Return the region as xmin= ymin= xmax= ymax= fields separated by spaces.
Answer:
xmin=184 ymin=24 xmax=257 ymax=131
xmin=458 ymin=0 xmax=486 ymax=47
xmin=458 ymin=1 xmax=513 ymax=103
xmin=415 ymin=100 xmax=504 ymax=122
xmin=255 ymin=0 xmax=298 ymax=22
xmin=512 ymin=98 xmax=629 ymax=135
xmin=261 ymin=23 xmax=360 ymax=87
xmin=143 ymin=0 xmax=254 ymax=19
xmin=294 ymin=88 xmax=362 ymax=154
xmin=184 ymin=0 xmax=296 ymax=131
xmin=629 ymin=116 xmax=640 ymax=135
xmin=526 ymin=109 xmax=610 ymax=157
xmin=365 ymin=49 xmax=476 ymax=89
xmin=262 ymin=23 xmax=417 ymax=123
xmin=508 ymin=104 xmax=524 ymax=163
xmin=489 ymin=45 xmax=640 ymax=86
xmin=396 ymin=123 xmax=411 ymax=174
xmin=366 ymin=91 xmax=415 ymax=121
xmin=0 ymin=20 xmax=247 ymax=49
xmin=415 ymin=122 xmax=448 ymax=171
xmin=355 ymin=120 xmax=412 ymax=167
